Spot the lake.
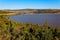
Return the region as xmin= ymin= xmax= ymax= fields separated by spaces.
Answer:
xmin=8 ymin=14 xmax=60 ymax=27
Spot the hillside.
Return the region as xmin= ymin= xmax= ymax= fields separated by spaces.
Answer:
xmin=0 ymin=16 xmax=60 ymax=40
xmin=0 ymin=9 xmax=60 ymax=16
xmin=6 ymin=9 xmax=60 ymax=14
xmin=0 ymin=10 xmax=14 ymax=14
xmin=0 ymin=10 xmax=16 ymax=16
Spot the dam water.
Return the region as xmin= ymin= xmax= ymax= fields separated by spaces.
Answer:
xmin=8 ymin=14 xmax=60 ymax=27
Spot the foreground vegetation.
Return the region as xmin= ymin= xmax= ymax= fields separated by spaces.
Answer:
xmin=0 ymin=16 xmax=60 ymax=40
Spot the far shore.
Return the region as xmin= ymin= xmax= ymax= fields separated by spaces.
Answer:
xmin=0 ymin=13 xmax=60 ymax=16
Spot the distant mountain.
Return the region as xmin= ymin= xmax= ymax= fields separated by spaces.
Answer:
xmin=12 ymin=9 xmax=60 ymax=14
xmin=0 ymin=9 xmax=60 ymax=15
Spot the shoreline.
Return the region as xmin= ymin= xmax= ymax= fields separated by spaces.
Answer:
xmin=0 ymin=13 xmax=60 ymax=16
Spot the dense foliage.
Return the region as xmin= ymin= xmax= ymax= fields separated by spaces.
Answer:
xmin=0 ymin=16 xmax=60 ymax=40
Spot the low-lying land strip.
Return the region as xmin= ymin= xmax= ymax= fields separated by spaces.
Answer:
xmin=0 ymin=9 xmax=60 ymax=16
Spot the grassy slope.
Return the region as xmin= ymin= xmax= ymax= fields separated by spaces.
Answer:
xmin=0 ymin=16 xmax=24 ymax=40
xmin=0 ymin=16 xmax=60 ymax=40
xmin=0 ymin=10 xmax=16 ymax=16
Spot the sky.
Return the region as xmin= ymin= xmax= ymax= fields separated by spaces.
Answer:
xmin=0 ymin=0 xmax=60 ymax=9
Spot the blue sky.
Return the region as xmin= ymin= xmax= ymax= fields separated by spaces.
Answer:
xmin=0 ymin=0 xmax=60 ymax=9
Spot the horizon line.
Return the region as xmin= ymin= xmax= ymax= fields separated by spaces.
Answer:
xmin=0 ymin=8 xmax=60 ymax=10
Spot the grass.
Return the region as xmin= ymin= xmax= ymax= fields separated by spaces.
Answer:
xmin=0 ymin=16 xmax=60 ymax=40
xmin=0 ymin=10 xmax=16 ymax=16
